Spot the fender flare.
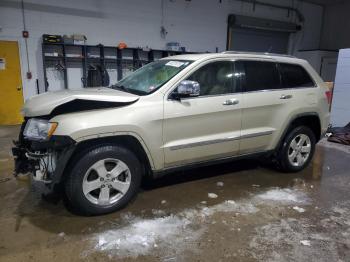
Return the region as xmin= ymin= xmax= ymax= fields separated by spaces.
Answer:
xmin=49 ymin=131 xmax=156 ymax=189
xmin=74 ymin=131 xmax=155 ymax=169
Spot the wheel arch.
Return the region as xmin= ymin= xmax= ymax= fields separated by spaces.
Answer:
xmin=59 ymin=134 xmax=154 ymax=183
xmin=277 ymin=112 xmax=321 ymax=150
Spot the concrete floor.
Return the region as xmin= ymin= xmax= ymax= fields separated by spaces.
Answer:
xmin=1 ymin=126 xmax=350 ymax=262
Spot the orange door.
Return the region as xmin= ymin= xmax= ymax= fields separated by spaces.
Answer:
xmin=0 ymin=41 xmax=24 ymax=125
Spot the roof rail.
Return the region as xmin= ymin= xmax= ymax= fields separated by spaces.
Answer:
xmin=221 ymin=51 xmax=296 ymax=58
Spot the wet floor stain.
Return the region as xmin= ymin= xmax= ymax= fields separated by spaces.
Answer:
xmin=1 ymin=125 xmax=350 ymax=262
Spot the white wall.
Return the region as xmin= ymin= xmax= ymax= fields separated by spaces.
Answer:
xmin=321 ymin=2 xmax=350 ymax=50
xmin=0 ymin=0 xmax=323 ymax=100
xmin=331 ymin=49 xmax=350 ymax=126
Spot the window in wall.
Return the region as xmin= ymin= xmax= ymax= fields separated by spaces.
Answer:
xmin=186 ymin=61 xmax=237 ymax=96
xmin=279 ymin=63 xmax=315 ymax=88
xmin=241 ymin=61 xmax=281 ymax=92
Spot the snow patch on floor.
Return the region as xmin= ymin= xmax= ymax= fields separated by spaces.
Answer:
xmin=255 ymin=188 xmax=309 ymax=204
xmin=208 ymin=193 xmax=218 ymax=199
xmin=89 ymin=187 xmax=307 ymax=259
xmin=94 ymin=215 xmax=199 ymax=258
xmin=293 ymin=206 xmax=306 ymax=213
xmin=90 ymin=198 xmax=259 ymax=258
xmin=199 ymin=200 xmax=258 ymax=217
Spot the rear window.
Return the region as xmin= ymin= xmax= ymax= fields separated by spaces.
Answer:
xmin=279 ymin=63 xmax=315 ymax=88
xmin=241 ymin=61 xmax=281 ymax=92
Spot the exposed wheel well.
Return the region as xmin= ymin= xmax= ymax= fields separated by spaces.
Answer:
xmin=63 ymin=136 xmax=152 ymax=180
xmin=289 ymin=114 xmax=321 ymax=142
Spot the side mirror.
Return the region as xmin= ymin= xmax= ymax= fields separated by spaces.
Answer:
xmin=172 ymin=80 xmax=200 ymax=99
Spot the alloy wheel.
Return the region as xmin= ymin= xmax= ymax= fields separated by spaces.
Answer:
xmin=287 ymin=134 xmax=312 ymax=167
xmin=82 ymin=158 xmax=131 ymax=206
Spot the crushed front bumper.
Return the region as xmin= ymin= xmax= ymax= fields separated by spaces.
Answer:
xmin=12 ymin=127 xmax=76 ymax=192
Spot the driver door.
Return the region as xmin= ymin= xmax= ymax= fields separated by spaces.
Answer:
xmin=162 ymin=60 xmax=242 ymax=168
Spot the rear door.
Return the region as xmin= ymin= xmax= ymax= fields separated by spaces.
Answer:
xmin=238 ymin=60 xmax=292 ymax=154
xmin=163 ymin=60 xmax=242 ymax=167
xmin=238 ymin=60 xmax=318 ymax=155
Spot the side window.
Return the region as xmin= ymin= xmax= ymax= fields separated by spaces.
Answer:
xmin=241 ymin=61 xmax=281 ymax=92
xmin=186 ymin=61 xmax=236 ymax=96
xmin=279 ymin=63 xmax=315 ymax=88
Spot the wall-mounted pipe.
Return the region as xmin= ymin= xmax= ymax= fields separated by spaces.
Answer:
xmin=21 ymin=0 xmax=31 ymax=78
xmin=235 ymin=0 xmax=305 ymax=22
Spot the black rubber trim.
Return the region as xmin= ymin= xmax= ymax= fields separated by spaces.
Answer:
xmin=152 ymin=150 xmax=273 ymax=179
xmin=51 ymin=145 xmax=76 ymax=186
xmin=30 ymin=135 xmax=75 ymax=151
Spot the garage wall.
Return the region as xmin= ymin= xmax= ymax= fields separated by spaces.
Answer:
xmin=321 ymin=2 xmax=350 ymax=50
xmin=0 ymin=0 xmax=323 ymax=100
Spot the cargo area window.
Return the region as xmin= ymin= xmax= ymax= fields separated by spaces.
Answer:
xmin=279 ymin=63 xmax=315 ymax=88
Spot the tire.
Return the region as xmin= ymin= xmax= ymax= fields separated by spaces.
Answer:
xmin=65 ymin=144 xmax=142 ymax=215
xmin=275 ymin=126 xmax=316 ymax=173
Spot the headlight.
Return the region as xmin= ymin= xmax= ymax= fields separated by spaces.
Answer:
xmin=23 ymin=119 xmax=58 ymax=141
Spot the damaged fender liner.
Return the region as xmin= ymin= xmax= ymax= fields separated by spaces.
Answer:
xmin=49 ymin=98 xmax=137 ymax=117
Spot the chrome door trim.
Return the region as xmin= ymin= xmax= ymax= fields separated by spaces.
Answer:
xmin=223 ymin=98 xmax=239 ymax=105
xmin=240 ymin=130 xmax=273 ymax=140
xmin=169 ymin=135 xmax=240 ymax=151
xmin=169 ymin=130 xmax=273 ymax=151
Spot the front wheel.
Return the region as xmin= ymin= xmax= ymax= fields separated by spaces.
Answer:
xmin=275 ymin=126 xmax=316 ymax=172
xmin=65 ymin=144 xmax=142 ymax=215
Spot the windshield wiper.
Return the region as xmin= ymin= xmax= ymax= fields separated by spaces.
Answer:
xmin=110 ymin=84 xmax=130 ymax=93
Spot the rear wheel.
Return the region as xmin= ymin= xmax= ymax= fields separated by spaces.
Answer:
xmin=65 ymin=144 xmax=142 ymax=215
xmin=275 ymin=126 xmax=316 ymax=172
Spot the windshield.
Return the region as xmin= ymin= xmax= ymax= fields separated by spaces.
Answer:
xmin=110 ymin=60 xmax=192 ymax=95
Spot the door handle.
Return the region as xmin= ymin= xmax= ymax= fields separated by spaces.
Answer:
xmin=280 ymin=94 xmax=292 ymax=99
xmin=223 ymin=99 xmax=239 ymax=105
xmin=17 ymin=86 xmax=22 ymax=91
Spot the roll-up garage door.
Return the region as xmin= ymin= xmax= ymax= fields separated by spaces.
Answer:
xmin=227 ymin=15 xmax=300 ymax=54
xmin=229 ymin=28 xmax=289 ymax=54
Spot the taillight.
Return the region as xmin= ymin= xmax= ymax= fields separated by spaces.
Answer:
xmin=325 ymin=90 xmax=333 ymax=111
xmin=325 ymin=90 xmax=332 ymax=104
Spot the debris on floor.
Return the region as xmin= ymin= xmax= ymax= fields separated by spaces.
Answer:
xmin=327 ymin=122 xmax=350 ymax=146
xmin=216 ymin=181 xmax=224 ymax=187
xmin=292 ymin=206 xmax=306 ymax=213
xmin=300 ymin=240 xmax=311 ymax=246
xmin=208 ymin=193 xmax=218 ymax=199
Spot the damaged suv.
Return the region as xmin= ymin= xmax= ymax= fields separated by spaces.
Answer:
xmin=13 ymin=52 xmax=330 ymax=215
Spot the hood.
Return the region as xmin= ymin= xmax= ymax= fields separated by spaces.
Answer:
xmin=22 ymin=87 xmax=139 ymax=117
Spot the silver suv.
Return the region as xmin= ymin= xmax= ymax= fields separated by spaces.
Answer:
xmin=13 ymin=52 xmax=331 ymax=215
